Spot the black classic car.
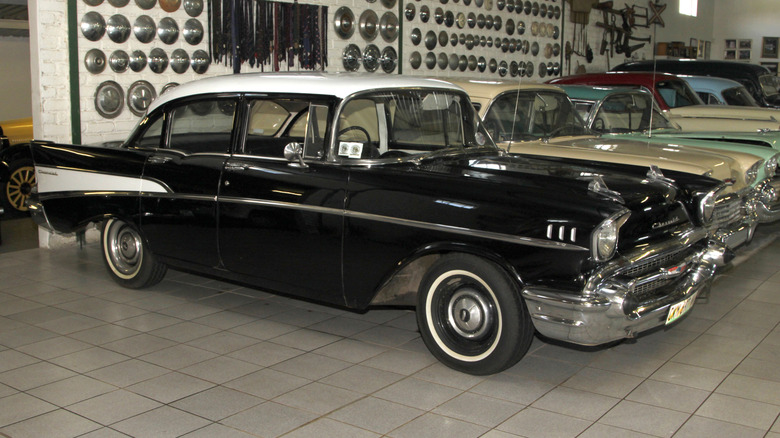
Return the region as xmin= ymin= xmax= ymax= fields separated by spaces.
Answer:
xmin=29 ymin=73 xmax=726 ymax=374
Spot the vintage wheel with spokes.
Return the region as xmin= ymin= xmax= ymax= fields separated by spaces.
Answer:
xmin=4 ymin=160 xmax=35 ymax=212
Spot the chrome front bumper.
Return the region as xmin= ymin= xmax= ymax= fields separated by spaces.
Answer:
xmin=521 ymin=228 xmax=722 ymax=346
xmin=754 ymin=178 xmax=780 ymax=223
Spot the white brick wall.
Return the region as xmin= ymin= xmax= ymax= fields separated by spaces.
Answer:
xmin=29 ymin=0 xmax=655 ymax=146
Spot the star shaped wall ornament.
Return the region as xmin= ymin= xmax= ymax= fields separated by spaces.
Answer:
xmin=648 ymin=1 xmax=666 ymax=27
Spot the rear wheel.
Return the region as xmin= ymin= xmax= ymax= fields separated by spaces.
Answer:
xmin=417 ymin=253 xmax=534 ymax=375
xmin=102 ymin=218 xmax=167 ymax=288
xmin=4 ymin=160 xmax=35 ymax=212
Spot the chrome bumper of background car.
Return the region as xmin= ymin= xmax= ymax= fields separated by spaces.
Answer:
xmin=521 ymin=234 xmax=722 ymax=346
xmin=754 ymin=178 xmax=780 ymax=223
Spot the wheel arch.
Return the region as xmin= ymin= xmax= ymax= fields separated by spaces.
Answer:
xmin=368 ymin=241 xmax=526 ymax=308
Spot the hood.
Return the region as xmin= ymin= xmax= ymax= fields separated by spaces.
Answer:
xmin=668 ymin=106 xmax=780 ymax=132
xmin=502 ymin=135 xmax=739 ymax=191
xmin=669 ymin=130 xmax=780 ymax=151
xmin=670 ymin=105 xmax=780 ymax=120
xmin=640 ymin=132 xmax=776 ymax=184
xmin=463 ymin=154 xmax=681 ymax=211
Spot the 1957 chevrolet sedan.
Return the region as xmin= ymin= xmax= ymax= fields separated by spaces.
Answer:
xmin=29 ymin=73 xmax=725 ymax=374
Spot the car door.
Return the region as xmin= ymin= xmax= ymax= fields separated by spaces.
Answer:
xmin=137 ymin=97 xmax=238 ymax=268
xmin=218 ymin=97 xmax=348 ymax=304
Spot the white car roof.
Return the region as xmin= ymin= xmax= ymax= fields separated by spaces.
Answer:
xmin=148 ymin=72 xmax=463 ymax=113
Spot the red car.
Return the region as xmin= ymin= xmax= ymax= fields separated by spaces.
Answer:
xmin=548 ymin=71 xmax=780 ymax=132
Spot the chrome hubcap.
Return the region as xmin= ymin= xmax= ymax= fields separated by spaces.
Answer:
xmin=107 ymin=221 xmax=142 ymax=276
xmin=447 ymin=288 xmax=493 ymax=339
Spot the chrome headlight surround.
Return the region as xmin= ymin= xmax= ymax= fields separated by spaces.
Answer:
xmin=745 ymin=160 xmax=762 ymax=186
xmin=696 ymin=189 xmax=719 ymax=226
xmin=765 ymin=153 xmax=780 ymax=177
xmin=591 ymin=209 xmax=631 ymax=262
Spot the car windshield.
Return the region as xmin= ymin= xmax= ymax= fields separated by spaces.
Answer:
xmin=722 ymin=86 xmax=759 ymax=106
xmin=482 ymin=91 xmax=590 ymax=142
xmin=759 ymin=74 xmax=780 ymax=98
xmin=655 ymin=80 xmax=703 ymax=108
xmin=591 ymin=93 xmax=677 ymax=133
xmin=334 ymin=89 xmax=494 ymax=160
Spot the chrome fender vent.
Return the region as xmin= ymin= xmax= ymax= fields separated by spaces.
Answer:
xmin=546 ymin=224 xmax=577 ymax=243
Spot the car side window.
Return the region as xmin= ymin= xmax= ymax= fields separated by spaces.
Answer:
xmin=168 ymin=100 xmax=236 ymax=154
xmin=127 ymin=115 xmax=165 ymax=149
xmin=243 ymin=98 xmax=330 ymax=159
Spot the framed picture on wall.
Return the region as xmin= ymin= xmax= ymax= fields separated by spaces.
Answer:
xmin=739 ymin=39 xmax=752 ymax=49
xmin=762 ymin=37 xmax=779 ymax=58
xmin=725 ymin=39 xmax=736 ymax=49
xmin=760 ymin=62 xmax=779 ymax=75
xmin=725 ymin=49 xmax=736 ymax=60
xmin=739 ymin=49 xmax=752 ymax=60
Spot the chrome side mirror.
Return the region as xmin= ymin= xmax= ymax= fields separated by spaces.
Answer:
xmin=283 ymin=142 xmax=307 ymax=167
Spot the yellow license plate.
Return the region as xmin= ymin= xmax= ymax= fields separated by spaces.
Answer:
xmin=666 ymin=292 xmax=698 ymax=325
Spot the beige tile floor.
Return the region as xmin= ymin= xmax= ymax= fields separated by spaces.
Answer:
xmin=0 ymin=225 xmax=779 ymax=437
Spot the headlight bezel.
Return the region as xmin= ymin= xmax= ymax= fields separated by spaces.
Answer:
xmin=591 ymin=209 xmax=631 ymax=262
xmin=745 ymin=160 xmax=762 ymax=186
xmin=765 ymin=153 xmax=780 ymax=178
xmin=696 ymin=189 xmax=719 ymax=226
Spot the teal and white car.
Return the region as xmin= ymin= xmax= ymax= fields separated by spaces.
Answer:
xmin=561 ymin=85 xmax=780 ymax=224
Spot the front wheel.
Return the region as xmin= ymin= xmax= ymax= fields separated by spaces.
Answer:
xmin=102 ymin=218 xmax=167 ymax=288
xmin=417 ymin=254 xmax=534 ymax=375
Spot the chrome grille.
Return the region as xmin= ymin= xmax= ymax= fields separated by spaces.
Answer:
xmin=632 ymin=278 xmax=673 ymax=302
xmin=713 ymin=194 xmax=742 ymax=228
xmin=618 ymin=246 xmax=698 ymax=305
xmin=619 ymin=246 xmax=694 ymax=278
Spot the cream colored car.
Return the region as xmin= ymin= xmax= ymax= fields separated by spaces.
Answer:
xmin=454 ymin=79 xmax=766 ymax=250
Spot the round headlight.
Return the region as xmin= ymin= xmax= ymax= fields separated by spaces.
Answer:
xmin=698 ymin=190 xmax=717 ymax=225
xmin=745 ymin=161 xmax=762 ymax=186
xmin=765 ymin=154 xmax=780 ymax=177
xmin=594 ymin=220 xmax=618 ymax=261
xmin=591 ymin=210 xmax=630 ymax=262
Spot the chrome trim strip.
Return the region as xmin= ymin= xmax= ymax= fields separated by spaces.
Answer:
xmin=37 ymin=190 xmax=142 ymax=201
xmin=218 ymin=195 xmax=589 ymax=251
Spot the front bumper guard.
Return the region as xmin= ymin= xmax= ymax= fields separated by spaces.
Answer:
xmin=754 ymin=178 xmax=780 ymax=223
xmin=521 ymin=230 xmax=721 ymax=346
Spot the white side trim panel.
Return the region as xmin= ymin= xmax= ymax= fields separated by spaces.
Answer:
xmin=35 ymin=166 xmax=168 ymax=194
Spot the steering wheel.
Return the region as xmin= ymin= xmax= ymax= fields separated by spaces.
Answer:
xmin=593 ymin=118 xmax=606 ymax=132
xmin=337 ymin=126 xmax=372 ymax=143
xmin=380 ymin=150 xmax=410 ymax=158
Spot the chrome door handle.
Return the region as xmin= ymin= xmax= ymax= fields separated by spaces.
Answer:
xmin=148 ymin=155 xmax=173 ymax=164
xmin=225 ymin=163 xmax=249 ymax=171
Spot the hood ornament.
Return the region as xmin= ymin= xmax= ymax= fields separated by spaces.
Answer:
xmin=588 ymin=176 xmax=624 ymax=204
xmin=645 ymin=165 xmax=678 ymax=201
